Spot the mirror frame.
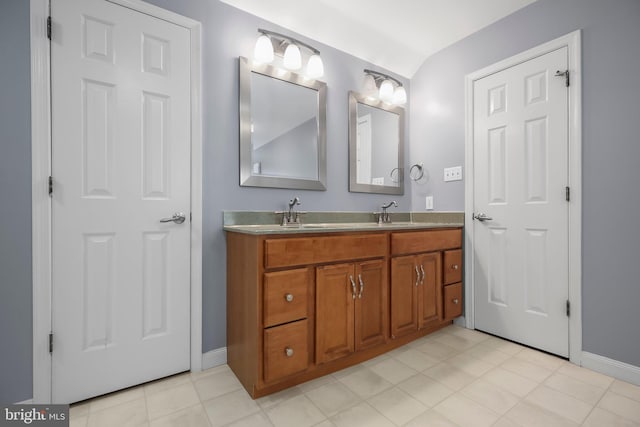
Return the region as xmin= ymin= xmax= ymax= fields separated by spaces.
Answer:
xmin=348 ymin=91 xmax=405 ymax=195
xmin=239 ymin=56 xmax=327 ymax=190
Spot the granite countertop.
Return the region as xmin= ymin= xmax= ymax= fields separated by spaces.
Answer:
xmin=223 ymin=211 xmax=464 ymax=235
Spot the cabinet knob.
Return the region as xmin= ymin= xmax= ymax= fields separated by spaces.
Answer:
xmin=284 ymin=293 xmax=294 ymax=302
xmin=451 ymin=264 xmax=459 ymax=270
xmin=284 ymin=347 xmax=294 ymax=357
xmin=453 ymin=298 xmax=459 ymax=305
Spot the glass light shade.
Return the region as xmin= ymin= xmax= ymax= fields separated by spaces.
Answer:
xmin=362 ymin=74 xmax=378 ymax=99
xmin=392 ymin=86 xmax=407 ymax=105
xmin=379 ymin=79 xmax=394 ymax=103
xmin=254 ymin=34 xmax=274 ymax=63
xmin=306 ymin=54 xmax=324 ymax=79
xmin=283 ymin=44 xmax=302 ymax=70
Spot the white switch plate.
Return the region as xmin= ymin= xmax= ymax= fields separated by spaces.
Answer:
xmin=444 ymin=166 xmax=463 ymax=182
xmin=425 ymin=196 xmax=433 ymax=210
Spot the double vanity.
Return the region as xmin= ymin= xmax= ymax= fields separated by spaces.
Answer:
xmin=225 ymin=211 xmax=464 ymax=398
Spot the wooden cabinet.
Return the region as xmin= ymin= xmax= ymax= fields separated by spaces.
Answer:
xmin=226 ymin=226 xmax=462 ymax=399
xmin=316 ymin=260 xmax=387 ymax=364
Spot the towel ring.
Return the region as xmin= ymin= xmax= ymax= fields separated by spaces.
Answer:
xmin=409 ymin=163 xmax=425 ymax=181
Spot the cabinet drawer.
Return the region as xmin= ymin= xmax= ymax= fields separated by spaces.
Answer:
xmin=443 ymin=250 xmax=462 ymax=284
xmin=391 ymin=229 xmax=462 ymax=255
xmin=443 ymin=283 xmax=463 ymax=320
xmin=263 ymin=268 xmax=310 ymax=327
xmin=264 ymin=320 xmax=309 ymax=383
xmin=265 ymin=234 xmax=387 ymax=269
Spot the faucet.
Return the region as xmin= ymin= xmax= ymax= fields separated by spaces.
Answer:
xmin=280 ymin=197 xmax=303 ymax=226
xmin=378 ymin=201 xmax=398 ymax=224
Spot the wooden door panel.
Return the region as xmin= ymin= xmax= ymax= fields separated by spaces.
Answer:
xmin=354 ymin=259 xmax=387 ymax=351
xmin=418 ymin=253 xmax=442 ymax=328
xmin=390 ymin=255 xmax=418 ymax=338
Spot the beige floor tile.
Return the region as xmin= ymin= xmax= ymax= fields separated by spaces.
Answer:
xmin=543 ymin=372 xmax=607 ymax=405
xmin=423 ymin=363 xmax=476 ymax=391
xmin=524 ymin=385 xmax=593 ymax=424
xmin=461 ymin=378 xmax=520 ymax=415
xmin=331 ymin=364 xmax=365 ymax=380
xmin=433 ymin=394 xmax=500 ymax=427
xmin=362 ymin=353 xmax=392 ymax=367
xmin=296 ymin=375 xmax=337 ymax=394
xmin=202 ymin=389 xmax=260 ymax=427
xmin=70 ymin=415 xmax=88 ymax=427
xmin=446 ymin=352 xmax=494 ymax=376
xmin=583 ymin=407 xmax=640 ymax=427
xmin=146 ymin=381 xmax=201 ymax=421
xmin=338 ymin=367 xmax=393 ymax=399
xmin=89 ymin=386 xmax=146 ymax=413
xmin=256 ymin=387 xmax=303 ymax=410
xmin=515 ymin=348 xmax=565 ymax=371
xmin=414 ymin=340 xmax=459 ymax=360
xmin=368 ymin=357 xmax=418 ymax=384
xmin=193 ymin=369 xmax=242 ymax=401
xmin=312 ymin=420 xmax=337 ymax=427
xmin=397 ymin=373 xmax=454 ymax=407
xmin=190 ymin=364 xmax=232 ymax=382
xmin=264 ymin=395 xmax=326 ymax=427
xmin=482 ymin=336 xmax=526 ymax=355
xmin=432 ymin=332 xmax=479 ymax=351
xmin=144 ymin=372 xmax=192 ymax=397
xmin=392 ymin=348 xmax=440 ymax=371
xmin=598 ymin=391 xmax=640 ymax=423
xmin=225 ymin=411 xmax=274 ymax=427
xmin=446 ymin=326 xmax=490 ymax=344
xmin=492 ymin=417 xmax=521 ymax=427
xmin=556 ymin=363 xmax=614 ymax=389
xmin=501 ymin=358 xmax=553 ymax=383
xmin=70 ymin=402 xmax=90 ymax=418
xmin=87 ymin=397 xmax=148 ymax=427
xmin=463 ymin=342 xmax=512 ymax=365
xmin=482 ymin=367 xmax=539 ymax=398
xmin=330 ymin=402 xmax=394 ymax=427
xmin=402 ymin=409 xmax=459 ymax=427
xmin=611 ymin=380 xmax=640 ymax=403
xmin=504 ymin=401 xmax=579 ymax=427
xmin=305 ymin=381 xmax=361 ymax=417
xmin=367 ymin=387 xmax=427 ymax=426
xmin=149 ymin=404 xmax=211 ymax=427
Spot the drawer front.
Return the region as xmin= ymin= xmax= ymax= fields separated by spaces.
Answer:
xmin=265 ymin=233 xmax=387 ymax=269
xmin=391 ymin=229 xmax=462 ymax=255
xmin=443 ymin=249 xmax=462 ymax=284
xmin=264 ymin=320 xmax=309 ymax=383
xmin=263 ymin=268 xmax=310 ymax=327
xmin=443 ymin=283 xmax=463 ymax=320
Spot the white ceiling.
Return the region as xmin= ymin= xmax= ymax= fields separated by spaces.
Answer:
xmin=220 ymin=0 xmax=537 ymax=78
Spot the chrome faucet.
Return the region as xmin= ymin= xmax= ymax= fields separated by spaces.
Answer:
xmin=378 ymin=201 xmax=398 ymax=224
xmin=280 ymin=197 xmax=303 ymax=226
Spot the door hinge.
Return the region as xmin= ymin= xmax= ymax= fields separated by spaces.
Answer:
xmin=47 ymin=16 xmax=52 ymax=40
xmin=565 ymin=186 xmax=570 ymax=202
xmin=566 ymin=300 xmax=571 ymax=317
xmin=48 ymin=176 xmax=53 ymax=197
xmin=49 ymin=333 xmax=53 ymax=353
xmin=190 ymin=212 xmax=192 ymax=223
xmin=555 ymin=69 xmax=570 ymax=87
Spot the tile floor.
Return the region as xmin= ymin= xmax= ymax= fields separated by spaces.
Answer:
xmin=69 ymin=325 xmax=640 ymax=427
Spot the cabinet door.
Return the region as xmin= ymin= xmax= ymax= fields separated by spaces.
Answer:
xmin=417 ymin=253 xmax=442 ymax=329
xmin=390 ymin=255 xmax=418 ymax=338
xmin=354 ymin=259 xmax=388 ymax=351
xmin=316 ymin=263 xmax=355 ymax=364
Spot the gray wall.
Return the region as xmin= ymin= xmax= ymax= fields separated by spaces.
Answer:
xmin=0 ymin=0 xmax=33 ymax=404
xmin=410 ymin=0 xmax=640 ymax=366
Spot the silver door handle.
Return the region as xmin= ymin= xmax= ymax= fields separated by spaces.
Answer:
xmin=349 ymin=275 xmax=356 ymax=300
xmin=160 ymin=212 xmax=186 ymax=224
xmin=358 ymin=274 xmax=364 ymax=299
xmin=473 ymin=213 xmax=493 ymax=222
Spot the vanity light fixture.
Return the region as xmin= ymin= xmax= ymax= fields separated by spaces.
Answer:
xmin=254 ymin=29 xmax=324 ymax=78
xmin=362 ymin=69 xmax=407 ymax=106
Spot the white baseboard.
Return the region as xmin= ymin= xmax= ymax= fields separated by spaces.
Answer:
xmin=581 ymin=351 xmax=640 ymax=386
xmin=201 ymin=347 xmax=227 ymax=371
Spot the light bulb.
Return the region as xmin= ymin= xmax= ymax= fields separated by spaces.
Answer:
xmin=283 ymin=44 xmax=302 ymax=70
xmin=306 ymin=54 xmax=324 ymax=79
xmin=392 ymin=86 xmax=407 ymax=105
xmin=362 ymin=74 xmax=378 ymax=99
xmin=254 ymin=34 xmax=274 ymax=63
xmin=379 ymin=79 xmax=394 ymax=103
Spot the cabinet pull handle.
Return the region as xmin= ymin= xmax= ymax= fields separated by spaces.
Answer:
xmin=285 ymin=347 xmax=294 ymax=357
xmin=453 ymin=298 xmax=459 ymax=305
xmin=451 ymin=264 xmax=459 ymax=270
xmin=415 ymin=266 xmax=420 ymax=286
xmin=349 ymin=275 xmax=356 ymax=299
xmin=284 ymin=293 xmax=294 ymax=302
xmin=358 ymin=274 xmax=364 ymax=299
xmin=420 ymin=265 xmax=425 ymax=284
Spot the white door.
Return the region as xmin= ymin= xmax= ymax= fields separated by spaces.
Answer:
xmin=473 ymin=47 xmax=569 ymax=357
xmin=51 ymin=0 xmax=192 ymax=403
xmin=357 ymin=114 xmax=372 ymax=184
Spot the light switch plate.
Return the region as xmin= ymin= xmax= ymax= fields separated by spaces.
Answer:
xmin=425 ymin=196 xmax=433 ymax=210
xmin=444 ymin=166 xmax=463 ymax=182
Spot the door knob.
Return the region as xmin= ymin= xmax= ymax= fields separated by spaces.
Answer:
xmin=473 ymin=213 xmax=493 ymax=222
xmin=160 ymin=212 xmax=186 ymax=224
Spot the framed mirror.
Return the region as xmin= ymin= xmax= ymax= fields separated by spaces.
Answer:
xmin=349 ymin=91 xmax=404 ymax=195
xmin=239 ymin=56 xmax=327 ymax=190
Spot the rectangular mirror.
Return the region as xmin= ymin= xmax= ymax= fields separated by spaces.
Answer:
xmin=239 ymin=56 xmax=327 ymax=190
xmin=349 ymin=91 xmax=404 ymax=195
